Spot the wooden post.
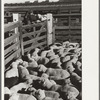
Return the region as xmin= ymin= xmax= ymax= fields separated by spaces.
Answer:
xmin=13 ymin=13 xmax=21 ymax=33
xmin=47 ymin=13 xmax=53 ymax=45
xmin=13 ymin=14 xmax=24 ymax=56
xmin=19 ymin=24 xmax=24 ymax=56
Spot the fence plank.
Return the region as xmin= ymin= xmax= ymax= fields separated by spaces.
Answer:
xmin=55 ymin=26 xmax=81 ymax=30
xmin=22 ymin=21 xmax=46 ymax=29
xmin=4 ymin=33 xmax=19 ymax=46
xmin=22 ymin=28 xmax=46 ymax=38
xmin=5 ymin=49 xmax=21 ymax=65
xmin=53 ymin=13 xmax=81 ymax=17
xmin=5 ymin=41 xmax=20 ymax=56
xmin=23 ymin=35 xmax=46 ymax=46
xmin=4 ymin=22 xmax=21 ymax=32
xmin=24 ymin=41 xmax=47 ymax=53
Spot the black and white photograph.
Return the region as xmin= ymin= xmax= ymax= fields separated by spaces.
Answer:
xmin=3 ymin=0 xmax=99 ymax=100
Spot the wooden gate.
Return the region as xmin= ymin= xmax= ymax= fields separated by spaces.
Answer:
xmin=21 ymin=21 xmax=48 ymax=55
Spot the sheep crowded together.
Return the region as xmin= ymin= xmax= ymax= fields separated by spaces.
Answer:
xmin=4 ymin=41 xmax=82 ymax=100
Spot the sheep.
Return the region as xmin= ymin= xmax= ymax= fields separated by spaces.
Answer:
xmin=53 ymin=78 xmax=72 ymax=86
xmin=40 ymin=50 xmax=51 ymax=58
xmin=50 ymin=57 xmax=61 ymax=68
xmin=31 ymin=48 xmax=40 ymax=61
xmin=9 ymin=93 xmax=37 ymax=100
xmin=49 ymin=44 xmax=62 ymax=50
xmin=38 ymin=64 xmax=70 ymax=80
xmin=4 ymin=41 xmax=82 ymax=100
xmin=37 ymin=57 xmax=50 ymax=65
xmin=43 ymin=97 xmax=53 ymax=100
xmin=5 ymin=62 xmax=19 ymax=88
xmin=76 ymin=61 xmax=82 ymax=71
xmin=37 ymin=14 xmax=47 ymax=22
xmin=70 ymin=72 xmax=81 ymax=83
xmin=27 ymin=54 xmax=38 ymax=68
xmin=61 ymin=61 xmax=75 ymax=73
xmin=26 ymin=67 xmax=39 ymax=76
xmin=18 ymin=93 xmax=37 ymax=100
xmin=5 ymin=62 xmax=19 ymax=78
xmin=46 ymin=57 xmax=62 ymax=69
xmin=54 ymin=84 xmax=79 ymax=100
xmin=74 ymin=61 xmax=82 ymax=77
xmin=70 ymin=72 xmax=82 ymax=91
xmin=18 ymin=65 xmax=30 ymax=82
xmin=50 ymin=81 xmax=79 ymax=100
xmin=38 ymin=77 xmax=56 ymax=90
xmin=21 ymin=61 xmax=29 ymax=68
xmin=68 ymin=43 xmax=80 ymax=49
xmin=62 ymin=41 xmax=70 ymax=47
xmin=49 ymin=55 xmax=59 ymax=61
xmin=10 ymin=82 xmax=30 ymax=94
xmin=4 ymin=87 xmax=11 ymax=100
xmin=66 ymin=86 xmax=79 ymax=100
xmin=61 ymin=55 xmax=79 ymax=73
xmin=46 ymin=51 xmax=55 ymax=58
xmin=32 ymin=89 xmax=46 ymax=100
xmin=9 ymin=93 xmax=19 ymax=100
xmin=45 ymin=90 xmax=60 ymax=100
xmin=22 ymin=55 xmax=39 ymax=70
xmin=61 ymin=55 xmax=71 ymax=63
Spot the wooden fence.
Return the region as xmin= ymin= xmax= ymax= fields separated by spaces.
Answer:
xmin=4 ymin=13 xmax=55 ymax=69
xmin=4 ymin=21 xmax=22 ymax=69
xmin=54 ymin=13 xmax=81 ymax=43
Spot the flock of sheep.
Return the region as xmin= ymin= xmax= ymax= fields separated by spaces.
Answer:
xmin=4 ymin=41 xmax=82 ymax=100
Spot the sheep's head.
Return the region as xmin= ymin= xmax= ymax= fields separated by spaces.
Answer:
xmin=38 ymin=64 xmax=47 ymax=73
xmin=16 ymin=59 xmax=23 ymax=65
xmin=62 ymin=41 xmax=69 ymax=47
xmin=35 ymin=48 xmax=40 ymax=53
xmin=41 ymin=78 xmax=54 ymax=89
xmin=67 ymin=87 xmax=79 ymax=100
xmin=61 ymin=56 xmax=71 ymax=63
xmin=71 ymin=72 xmax=81 ymax=82
xmin=41 ymin=73 xmax=49 ymax=79
xmin=64 ymin=78 xmax=72 ymax=85
xmin=46 ymin=51 xmax=55 ymax=58
xmin=26 ymin=77 xmax=33 ymax=85
xmin=28 ymin=60 xmax=38 ymax=68
xmin=22 ymin=61 xmax=28 ymax=67
xmin=11 ymin=62 xmax=18 ymax=68
xmin=67 ymin=65 xmax=75 ymax=73
xmin=71 ymin=55 xmax=78 ymax=64
xmin=31 ymin=53 xmax=39 ymax=61
xmin=76 ymin=61 xmax=82 ymax=67
xmin=35 ymin=89 xmax=45 ymax=100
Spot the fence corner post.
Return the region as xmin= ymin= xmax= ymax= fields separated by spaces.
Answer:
xmin=13 ymin=13 xmax=21 ymax=33
xmin=13 ymin=13 xmax=24 ymax=56
xmin=47 ymin=13 xmax=53 ymax=46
